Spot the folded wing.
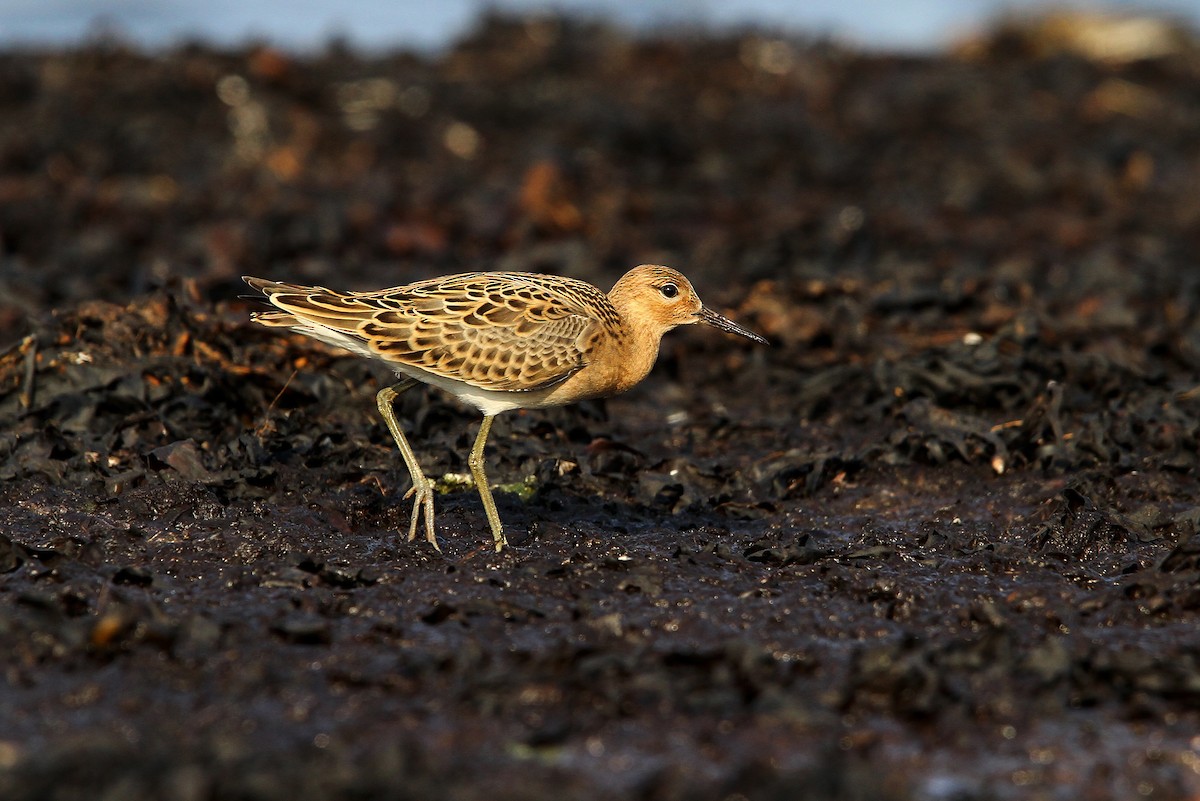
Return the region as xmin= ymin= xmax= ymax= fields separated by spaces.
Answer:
xmin=245 ymin=273 xmax=609 ymax=392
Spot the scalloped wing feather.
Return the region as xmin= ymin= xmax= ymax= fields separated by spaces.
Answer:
xmin=250 ymin=273 xmax=618 ymax=392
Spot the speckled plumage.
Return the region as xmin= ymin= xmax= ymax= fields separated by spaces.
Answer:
xmin=245 ymin=265 xmax=766 ymax=552
xmin=246 ymin=271 xmax=621 ymax=398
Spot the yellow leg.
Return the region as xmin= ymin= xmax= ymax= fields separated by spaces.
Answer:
xmin=467 ymin=414 xmax=508 ymax=552
xmin=376 ymin=381 xmax=438 ymax=551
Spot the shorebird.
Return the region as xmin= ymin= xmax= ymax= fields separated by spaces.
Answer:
xmin=245 ymin=265 xmax=766 ymax=552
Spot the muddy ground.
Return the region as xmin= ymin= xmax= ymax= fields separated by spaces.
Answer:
xmin=2 ymin=15 xmax=1200 ymax=800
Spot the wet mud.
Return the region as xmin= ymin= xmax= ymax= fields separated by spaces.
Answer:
xmin=2 ymin=16 xmax=1200 ymax=800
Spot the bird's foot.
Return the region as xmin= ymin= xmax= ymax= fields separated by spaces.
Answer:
xmin=403 ymin=477 xmax=439 ymax=551
xmin=492 ymin=525 xmax=509 ymax=553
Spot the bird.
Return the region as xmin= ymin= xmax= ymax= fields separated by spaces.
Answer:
xmin=244 ymin=265 xmax=767 ymax=552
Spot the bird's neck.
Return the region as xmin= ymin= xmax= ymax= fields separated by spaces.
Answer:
xmin=602 ymin=304 xmax=668 ymax=395
xmin=538 ymin=301 xmax=668 ymax=406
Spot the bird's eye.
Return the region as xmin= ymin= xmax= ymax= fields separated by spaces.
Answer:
xmin=660 ymin=283 xmax=679 ymax=299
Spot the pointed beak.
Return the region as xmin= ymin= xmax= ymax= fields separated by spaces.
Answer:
xmin=697 ymin=306 xmax=769 ymax=345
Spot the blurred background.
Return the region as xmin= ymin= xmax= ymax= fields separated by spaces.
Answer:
xmin=5 ymin=0 xmax=1200 ymax=51
xmin=3 ymin=0 xmax=1199 ymax=346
